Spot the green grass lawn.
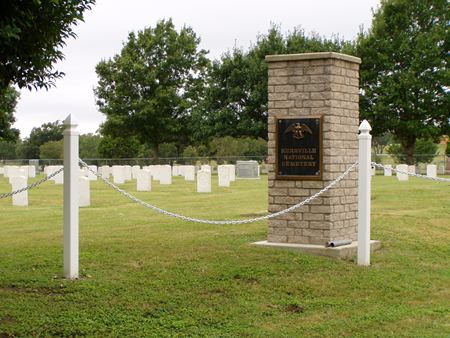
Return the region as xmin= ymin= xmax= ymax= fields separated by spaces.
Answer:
xmin=0 ymin=174 xmax=449 ymax=337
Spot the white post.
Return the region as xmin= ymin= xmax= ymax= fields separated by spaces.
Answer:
xmin=358 ymin=120 xmax=372 ymax=266
xmin=63 ymin=114 xmax=79 ymax=279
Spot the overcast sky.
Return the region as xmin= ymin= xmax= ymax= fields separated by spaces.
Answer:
xmin=14 ymin=0 xmax=380 ymax=138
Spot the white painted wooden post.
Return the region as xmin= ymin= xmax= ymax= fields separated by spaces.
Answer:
xmin=63 ymin=114 xmax=79 ymax=279
xmin=358 ymin=120 xmax=372 ymax=266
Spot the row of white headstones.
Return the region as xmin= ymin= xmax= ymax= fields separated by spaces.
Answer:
xmin=0 ymin=164 xmax=237 ymax=207
xmin=374 ymin=164 xmax=438 ymax=180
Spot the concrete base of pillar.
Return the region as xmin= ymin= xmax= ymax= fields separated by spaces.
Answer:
xmin=252 ymin=240 xmax=381 ymax=259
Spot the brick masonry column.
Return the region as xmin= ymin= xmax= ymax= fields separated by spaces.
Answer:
xmin=266 ymin=52 xmax=361 ymax=245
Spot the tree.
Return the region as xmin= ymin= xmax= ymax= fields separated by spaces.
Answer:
xmin=40 ymin=140 xmax=63 ymax=159
xmin=0 ymin=139 xmax=17 ymax=159
xmin=0 ymin=86 xmax=20 ymax=141
xmin=0 ymin=0 xmax=95 ymax=92
xmin=98 ymin=135 xmax=141 ymax=159
xmin=95 ymin=19 xmax=209 ymax=159
xmin=387 ymin=138 xmax=438 ymax=164
xmin=18 ymin=120 xmax=64 ymax=159
xmin=357 ymin=0 xmax=450 ymax=164
xmin=190 ymin=26 xmax=350 ymax=144
xmin=79 ymin=133 xmax=101 ymax=159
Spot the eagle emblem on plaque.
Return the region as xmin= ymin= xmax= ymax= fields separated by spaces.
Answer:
xmin=284 ymin=122 xmax=313 ymax=140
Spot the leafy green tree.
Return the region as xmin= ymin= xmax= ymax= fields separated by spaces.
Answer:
xmin=0 ymin=0 xmax=95 ymax=92
xmin=0 ymin=140 xmax=17 ymax=159
xmin=159 ymin=143 xmax=178 ymax=158
xmin=387 ymin=139 xmax=438 ymax=164
xmin=95 ymin=19 xmax=208 ymax=159
xmin=0 ymin=86 xmax=20 ymax=141
xmin=79 ymin=133 xmax=101 ymax=159
xmin=40 ymin=140 xmax=63 ymax=159
xmin=98 ymin=135 xmax=141 ymax=158
xmin=357 ymin=0 xmax=449 ymax=165
xmin=190 ymin=26 xmax=349 ymax=144
xmin=18 ymin=120 xmax=64 ymax=159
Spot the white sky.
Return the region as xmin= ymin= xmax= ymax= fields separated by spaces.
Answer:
xmin=14 ymin=0 xmax=380 ymax=138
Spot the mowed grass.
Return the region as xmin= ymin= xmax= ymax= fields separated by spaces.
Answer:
xmin=0 ymin=173 xmax=449 ymax=337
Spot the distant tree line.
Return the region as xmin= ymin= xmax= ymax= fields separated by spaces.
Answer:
xmin=1 ymin=0 xmax=448 ymax=164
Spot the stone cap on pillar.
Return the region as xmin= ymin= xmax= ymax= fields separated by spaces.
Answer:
xmin=265 ymin=52 xmax=361 ymax=64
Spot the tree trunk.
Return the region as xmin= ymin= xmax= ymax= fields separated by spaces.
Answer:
xmin=153 ymin=144 xmax=160 ymax=164
xmin=403 ymin=137 xmax=416 ymax=165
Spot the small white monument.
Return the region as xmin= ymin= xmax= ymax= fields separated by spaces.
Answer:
xmin=54 ymin=168 xmax=64 ymax=184
xmin=396 ymin=164 xmax=409 ymax=181
xmin=124 ymin=165 xmax=132 ymax=181
xmin=79 ymin=176 xmax=90 ymax=207
xmin=112 ymin=165 xmax=125 ymax=184
xmin=408 ymin=165 xmax=416 ymax=175
xmin=11 ymin=176 xmax=28 ymax=206
xmin=218 ymin=165 xmax=230 ymax=187
xmin=201 ymin=164 xmax=211 ymax=172
xmin=87 ymin=165 xmax=98 ymax=181
xmin=183 ymin=165 xmax=195 ymax=181
xmin=27 ymin=165 xmax=36 ymax=178
xmin=197 ymin=170 xmax=211 ymax=193
xmin=137 ymin=169 xmax=152 ymax=191
xmin=384 ymin=164 xmax=392 ymax=176
xmin=159 ymin=165 xmax=172 ymax=185
xmin=426 ymin=164 xmax=437 ymax=178
xmin=227 ymin=165 xmax=236 ymax=181
xmin=99 ymin=165 xmax=110 ymax=179
xmin=132 ymin=165 xmax=141 ymax=179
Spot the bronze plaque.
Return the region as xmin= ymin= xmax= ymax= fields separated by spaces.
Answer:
xmin=276 ymin=117 xmax=322 ymax=180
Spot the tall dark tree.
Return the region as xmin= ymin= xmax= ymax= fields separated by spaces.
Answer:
xmin=190 ymin=26 xmax=350 ymax=144
xmin=0 ymin=0 xmax=95 ymax=92
xmin=357 ymin=0 xmax=449 ymax=164
xmin=0 ymin=86 xmax=20 ymax=141
xmin=17 ymin=120 xmax=64 ymax=159
xmin=95 ymin=19 xmax=209 ymax=159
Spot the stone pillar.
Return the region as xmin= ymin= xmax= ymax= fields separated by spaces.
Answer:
xmin=266 ymin=52 xmax=360 ymax=245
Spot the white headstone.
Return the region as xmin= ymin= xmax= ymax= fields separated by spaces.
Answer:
xmin=11 ymin=176 xmax=28 ymax=206
xmin=112 ymin=165 xmax=125 ymax=184
xmin=183 ymin=165 xmax=195 ymax=181
xmin=159 ymin=165 xmax=172 ymax=185
xmin=27 ymin=165 xmax=36 ymax=178
xmin=137 ymin=169 xmax=152 ymax=191
xmin=227 ymin=165 xmax=236 ymax=181
xmin=99 ymin=165 xmax=110 ymax=179
xmin=6 ymin=166 xmax=19 ymax=180
xmin=371 ymin=165 xmax=376 ymax=176
xmin=124 ymin=165 xmax=132 ymax=181
xmin=132 ymin=165 xmax=141 ymax=179
xmin=53 ymin=166 xmax=64 ymax=184
xmin=201 ymin=164 xmax=211 ymax=172
xmin=86 ymin=165 xmax=97 ymax=180
xmin=396 ymin=164 xmax=409 ymax=181
xmin=0 ymin=167 xmax=4 ymax=176
xmin=408 ymin=165 xmax=416 ymax=175
xmin=426 ymin=164 xmax=437 ymax=178
xmin=79 ymin=176 xmax=90 ymax=207
xmin=197 ymin=170 xmax=211 ymax=193
xmin=218 ymin=165 xmax=230 ymax=187
xmin=384 ymin=164 xmax=392 ymax=176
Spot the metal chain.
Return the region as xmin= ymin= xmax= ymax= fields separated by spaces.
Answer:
xmin=372 ymin=162 xmax=450 ymax=183
xmin=0 ymin=167 xmax=64 ymax=199
xmin=79 ymin=159 xmax=358 ymax=225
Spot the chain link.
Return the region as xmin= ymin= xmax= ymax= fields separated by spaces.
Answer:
xmin=79 ymin=159 xmax=358 ymax=224
xmin=0 ymin=167 xmax=64 ymax=199
xmin=372 ymin=162 xmax=450 ymax=183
